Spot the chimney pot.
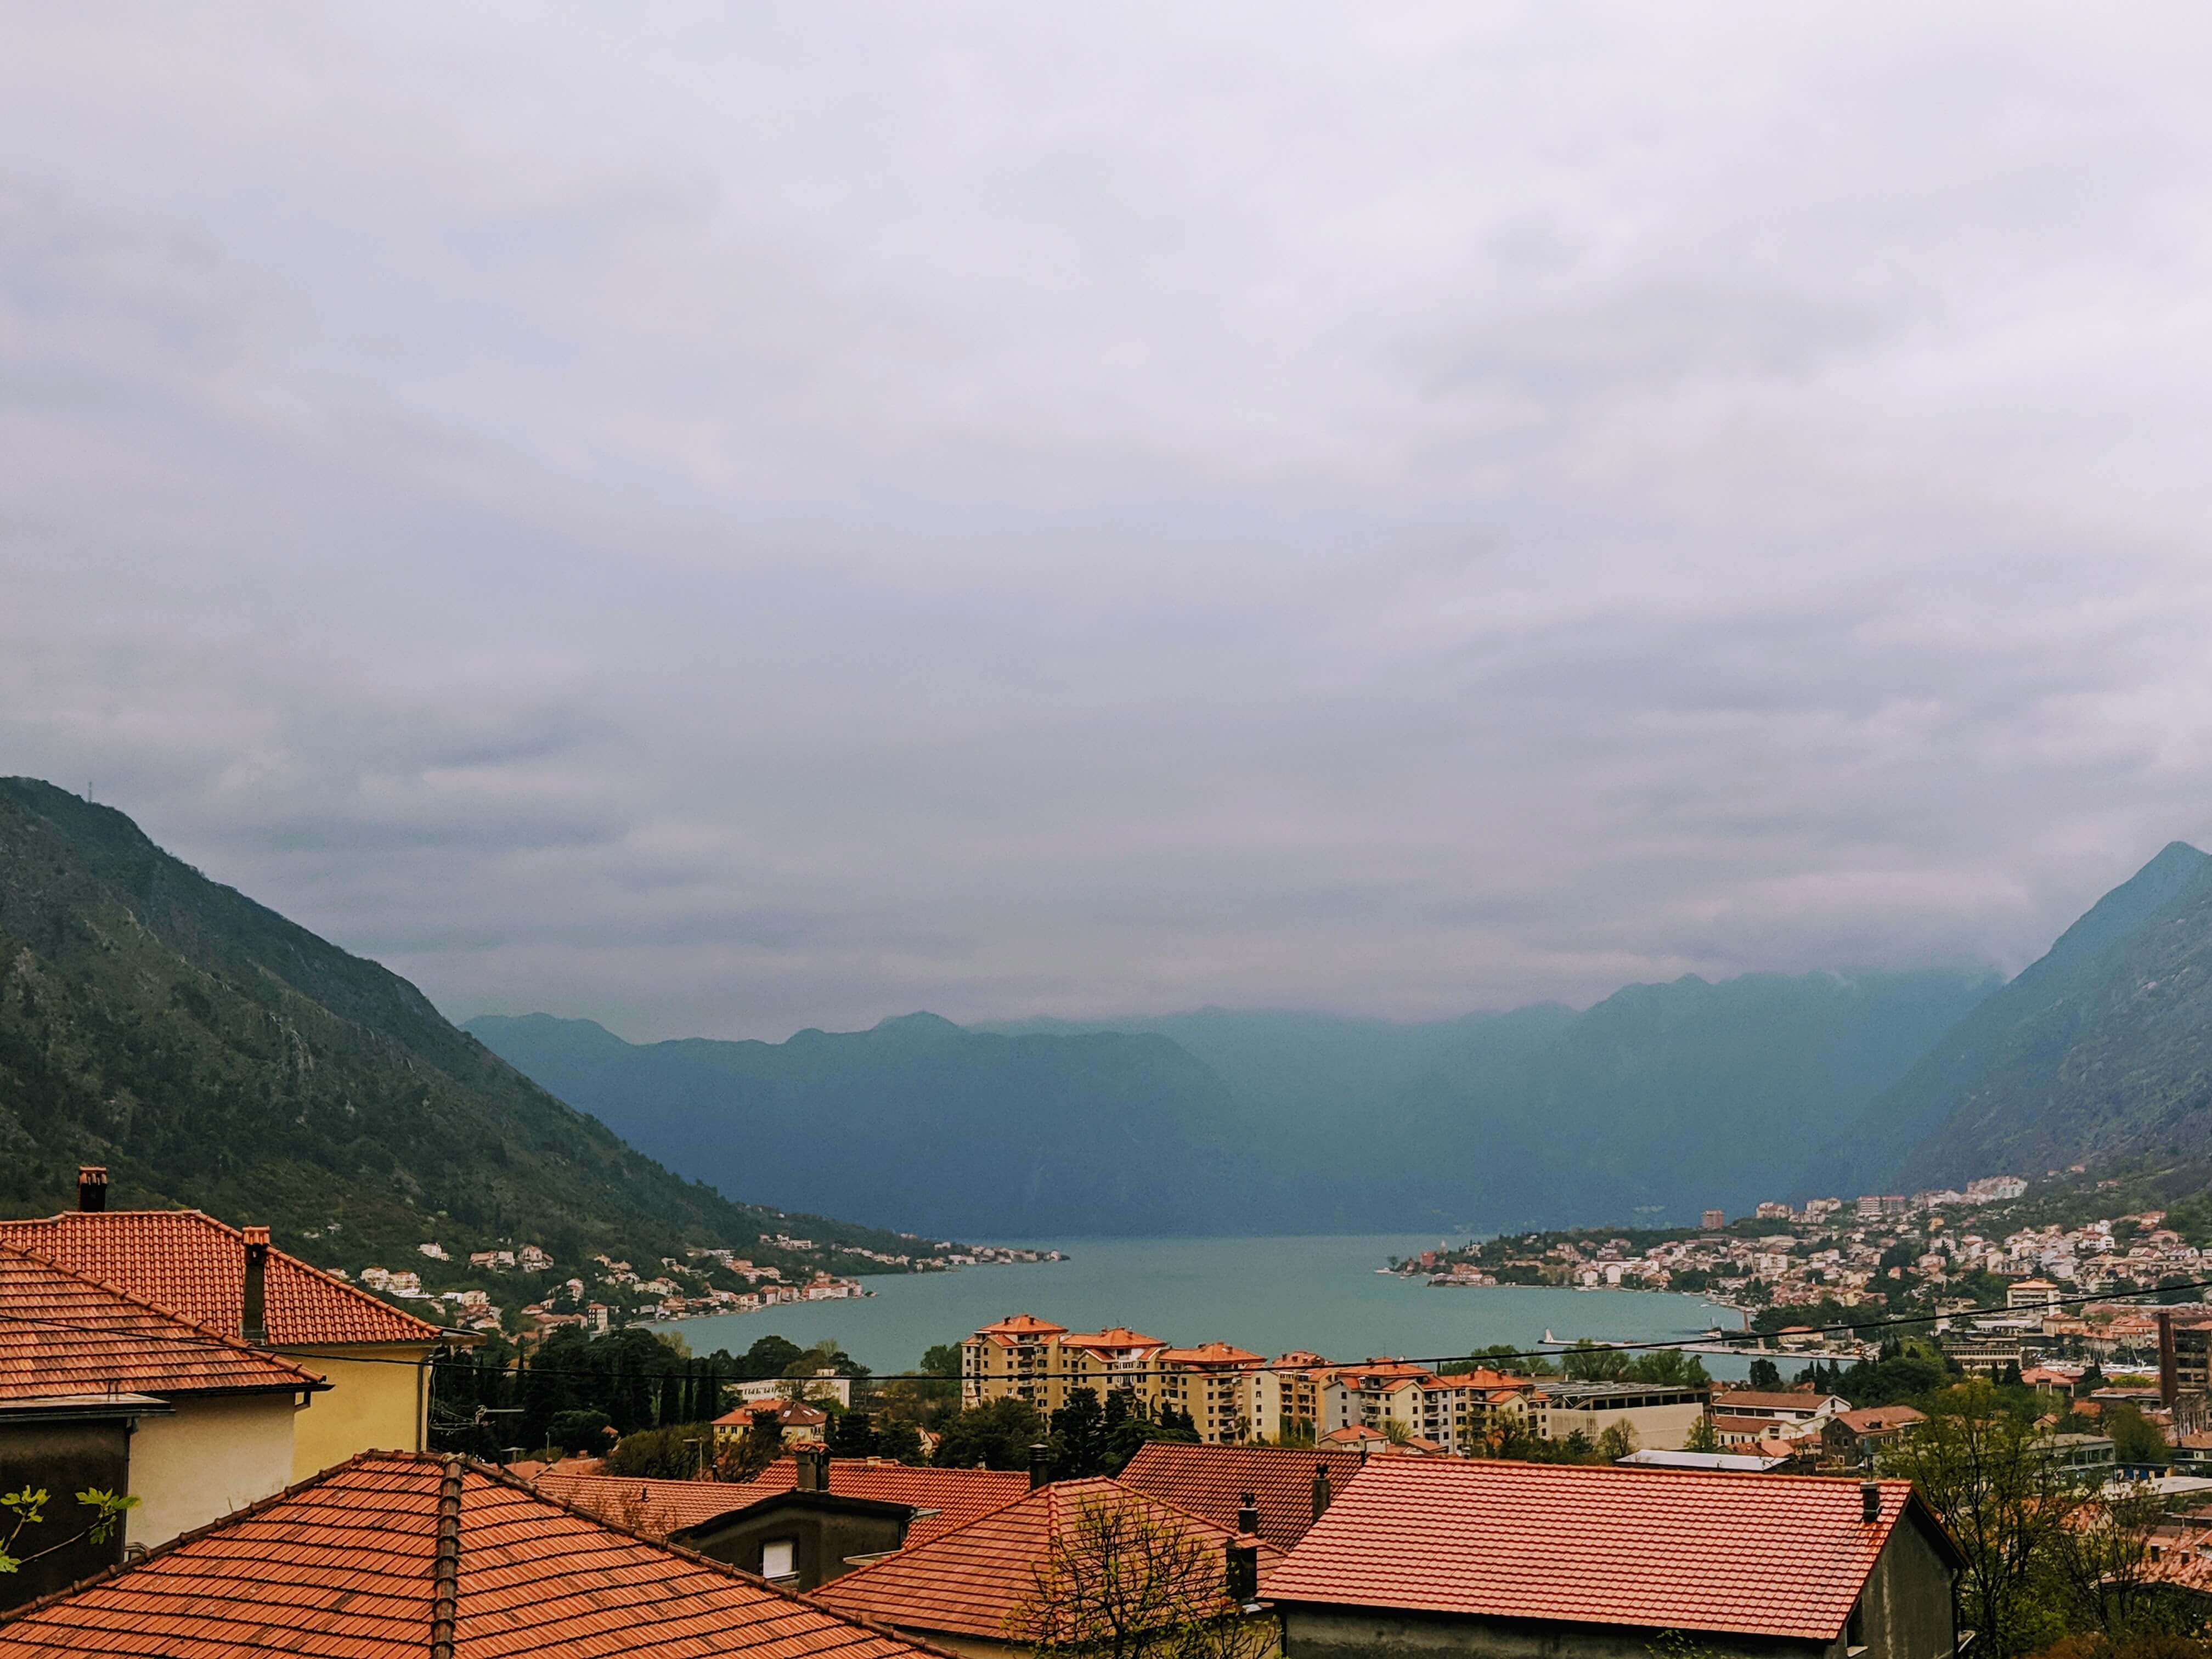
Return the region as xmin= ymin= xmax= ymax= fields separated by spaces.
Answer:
xmin=1861 ymin=1480 xmax=1881 ymax=1523
xmin=77 ymin=1166 xmax=108 ymax=1212
xmin=1238 ymin=1492 xmax=1260 ymax=1537
xmin=242 ymin=1226 xmax=270 ymax=1344
xmin=1029 ymin=1443 xmax=1052 ymax=1490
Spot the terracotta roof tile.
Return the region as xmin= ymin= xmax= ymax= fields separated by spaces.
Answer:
xmin=1266 ymin=1458 xmax=1945 ymax=1641
xmin=0 ymin=1244 xmax=322 ymax=1401
xmin=535 ymin=1460 xmax=1026 ymax=1548
xmin=0 ymin=1451 xmax=954 ymax=1659
xmin=974 ymin=1314 xmax=1067 ymax=1337
xmin=1118 ymin=1444 xmax=1368 ymax=1549
xmin=0 ymin=1210 xmax=445 ymax=1347
xmin=814 ymin=1476 xmax=1284 ymax=1641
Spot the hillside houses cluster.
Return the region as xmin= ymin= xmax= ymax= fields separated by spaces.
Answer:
xmin=1411 ymin=1181 xmax=2209 ymax=1333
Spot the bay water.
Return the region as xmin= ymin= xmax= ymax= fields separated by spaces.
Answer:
xmin=655 ymin=1234 xmax=1755 ymax=1381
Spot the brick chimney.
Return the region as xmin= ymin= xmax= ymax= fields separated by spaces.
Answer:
xmin=1238 ymin=1492 xmax=1260 ymax=1537
xmin=77 ymin=1166 xmax=108 ymax=1212
xmin=1860 ymin=1480 xmax=1880 ymax=1524
xmin=242 ymin=1226 xmax=270 ymax=1344
xmin=794 ymin=1444 xmax=830 ymax=1493
xmin=1311 ymin=1461 xmax=1331 ymax=1519
xmin=1225 ymin=1533 xmax=1260 ymax=1605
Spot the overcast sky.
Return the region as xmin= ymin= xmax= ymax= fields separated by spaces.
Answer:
xmin=6 ymin=5 xmax=2211 ymax=1040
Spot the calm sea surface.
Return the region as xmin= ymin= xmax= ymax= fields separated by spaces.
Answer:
xmin=654 ymin=1235 xmax=1755 ymax=1381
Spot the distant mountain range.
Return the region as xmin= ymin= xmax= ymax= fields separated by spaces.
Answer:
xmin=474 ymin=842 xmax=2212 ymax=1237
xmin=471 ymin=968 xmax=1996 ymax=1237
xmin=0 ymin=778 xmax=933 ymax=1273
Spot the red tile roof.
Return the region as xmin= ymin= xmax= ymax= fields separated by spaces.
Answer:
xmin=815 ymin=1476 xmax=1284 ymax=1641
xmin=0 ymin=1210 xmax=445 ymax=1347
xmin=537 ymin=1460 xmax=1026 ymax=1549
xmin=1060 ymin=1326 xmax=1167 ymax=1350
xmin=1119 ymin=1444 xmax=1370 ymax=1550
xmin=1157 ymin=1341 xmax=1263 ymax=1367
xmin=974 ymin=1313 xmax=1066 ymax=1338
xmin=735 ymin=1459 xmax=1029 ymax=1547
xmin=0 ymin=1451 xmax=952 ymax=1658
xmin=1266 ymin=1458 xmax=1952 ymax=1641
xmin=0 ymin=1244 xmax=323 ymax=1401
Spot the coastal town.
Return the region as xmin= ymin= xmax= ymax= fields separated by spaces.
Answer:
xmin=326 ymin=1234 xmax=1067 ymax=1339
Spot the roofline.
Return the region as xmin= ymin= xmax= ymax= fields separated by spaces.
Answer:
xmin=820 ymin=1474 xmax=1278 ymax=1601
xmin=3 ymin=1210 xmax=449 ymax=1343
xmin=0 ymin=1239 xmax=328 ymax=1392
xmin=674 ymin=1488 xmax=922 ymax=1532
xmin=1263 ymin=1594 xmax=1854 ymax=1644
xmin=0 ymin=1448 xmax=977 ymax=1659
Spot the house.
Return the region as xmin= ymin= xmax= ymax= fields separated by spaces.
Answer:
xmin=0 ymin=1169 xmax=462 ymax=1479
xmin=0 ymin=1451 xmax=953 ymax=1659
xmin=1707 ymin=1389 xmax=1852 ymax=1427
xmin=535 ymin=1452 xmax=1026 ymax=1556
xmin=712 ymin=1399 xmax=828 ymax=1449
xmin=814 ymin=1475 xmax=1285 ymax=1658
xmin=1533 ymin=1379 xmax=1711 ymax=1451
xmin=1117 ymin=1443 xmax=1370 ymax=1549
xmin=0 ymin=1244 xmax=332 ymax=1598
xmin=729 ymin=1370 xmax=855 ymax=1409
xmin=1265 ymin=1458 xmax=1965 ymax=1659
xmin=1826 ymin=1406 xmax=1928 ymax=1469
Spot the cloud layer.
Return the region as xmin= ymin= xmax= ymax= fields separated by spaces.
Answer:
xmin=6 ymin=4 xmax=2211 ymax=1037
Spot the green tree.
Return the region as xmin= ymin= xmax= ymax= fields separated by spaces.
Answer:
xmin=1879 ymin=1380 xmax=2081 ymax=1657
xmin=739 ymin=1335 xmax=804 ymax=1381
xmin=936 ymin=1398 xmax=1048 ymax=1471
xmin=1561 ymin=1342 xmax=1632 ymax=1382
xmin=0 ymin=1487 xmax=138 ymax=1577
xmin=1746 ymin=1358 xmax=1783 ymax=1391
xmin=1682 ymin=1413 xmax=1720 ymax=1453
xmin=546 ymin=1409 xmax=614 ymax=1454
xmin=2106 ymin=1405 xmax=2170 ymax=1470
xmin=876 ymin=1417 xmax=927 ymax=1465
xmin=605 ymin=1422 xmax=716 ymax=1480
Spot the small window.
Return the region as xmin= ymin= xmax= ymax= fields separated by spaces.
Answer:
xmin=761 ymin=1539 xmax=796 ymax=1580
xmin=1847 ymin=1600 xmax=1867 ymax=1654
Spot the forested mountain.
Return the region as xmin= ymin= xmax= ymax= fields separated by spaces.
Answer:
xmin=462 ymin=1012 xmax=1252 ymax=1237
xmin=1854 ymin=842 xmax=2212 ymax=1188
xmin=475 ymin=967 xmax=1997 ymax=1236
xmin=0 ymin=779 xmax=928 ymax=1273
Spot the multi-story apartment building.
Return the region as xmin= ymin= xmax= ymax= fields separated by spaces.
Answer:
xmin=960 ymin=1316 xmax=1707 ymax=1453
xmin=1250 ymin=1350 xmax=1330 ymax=1442
xmin=1152 ymin=1341 xmax=1266 ymax=1442
xmin=961 ymin=1312 xmax=1067 ymax=1408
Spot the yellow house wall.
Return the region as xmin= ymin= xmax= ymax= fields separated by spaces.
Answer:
xmin=1542 ymin=1400 xmax=1707 ymax=1452
xmin=128 ymin=1394 xmax=300 ymax=1548
xmin=283 ymin=1344 xmax=433 ymax=1480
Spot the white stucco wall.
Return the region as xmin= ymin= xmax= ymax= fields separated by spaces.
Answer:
xmin=128 ymin=1393 xmax=300 ymax=1547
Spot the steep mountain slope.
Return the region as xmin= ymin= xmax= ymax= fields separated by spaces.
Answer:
xmin=478 ymin=967 xmax=1997 ymax=1236
xmin=1872 ymin=842 xmax=2212 ymax=1186
xmin=465 ymin=1011 xmax=1250 ymax=1237
xmin=0 ymin=778 xmax=927 ymax=1270
xmin=1367 ymin=968 xmax=2000 ymax=1229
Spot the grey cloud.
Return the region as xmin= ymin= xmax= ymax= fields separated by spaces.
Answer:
xmin=4 ymin=4 xmax=2212 ymax=1039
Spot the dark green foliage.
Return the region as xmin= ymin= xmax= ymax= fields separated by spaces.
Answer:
xmin=2107 ymin=1405 xmax=2170 ymax=1469
xmin=1747 ymin=1358 xmax=1783 ymax=1390
xmin=0 ymin=779 xmax=929 ymax=1269
xmin=1827 ymin=1344 xmax=1957 ymax=1408
xmin=546 ymin=1410 xmax=613 ymax=1454
xmin=933 ymin=1398 xmax=1047 ymax=1471
xmin=874 ymin=1417 xmax=926 ymax=1465
xmin=604 ymin=1422 xmax=718 ymax=1479
xmin=736 ymin=1336 xmax=804 ymax=1380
